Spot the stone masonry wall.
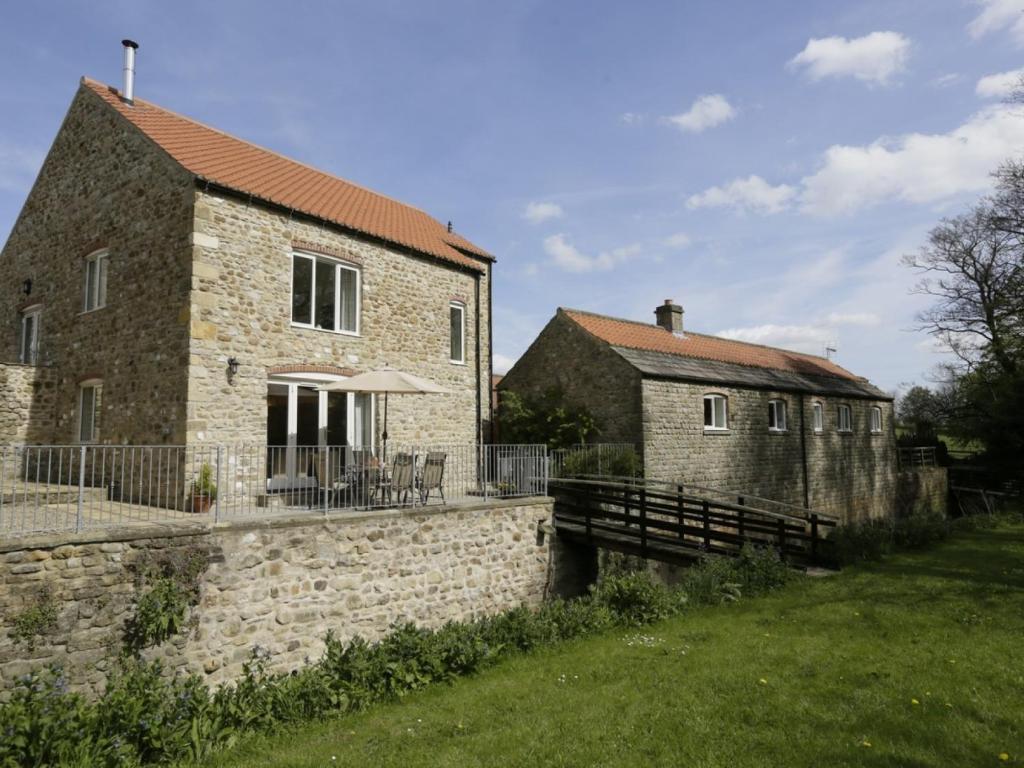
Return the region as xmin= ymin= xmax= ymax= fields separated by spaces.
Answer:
xmin=499 ymin=311 xmax=644 ymax=446
xmin=642 ymin=380 xmax=897 ymax=522
xmin=0 ymin=497 xmax=552 ymax=695
xmin=896 ymin=466 xmax=948 ymax=518
xmin=0 ymin=84 xmax=195 ymax=445
xmin=0 ymin=364 xmax=56 ymax=445
xmin=185 ymin=190 xmax=491 ymax=448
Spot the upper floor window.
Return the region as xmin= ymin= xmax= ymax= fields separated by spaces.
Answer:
xmin=703 ymin=394 xmax=728 ymax=431
xmin=870 ymin=406 xmax=883 ymax=433
xmin=812 ymin=401 xmax=823 ymax=433
xmin=837 ymin=404 xmax=852 ymax=433
xmin=291 ymin=252 xmax=360 ymax=334
xmin=78 ymin=380 xmax=101 ymax=443
xmin=768 ymin=399 xmax=787 ymax=432
xmin=449 ymin=302 xmax=465 ymax=364
xmin=82 ymin=249 xmax=108 ymax=312
xmin=19 ymin=305 xmax=41 ymax=365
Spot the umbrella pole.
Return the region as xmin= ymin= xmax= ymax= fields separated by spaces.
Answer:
xmin=381 ymin=392 xmax=389 ymax=464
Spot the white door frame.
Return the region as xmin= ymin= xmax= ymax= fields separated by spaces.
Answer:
xmin=267 ymin=373 xmax=375 ymax=490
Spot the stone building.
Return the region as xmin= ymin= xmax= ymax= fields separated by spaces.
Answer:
xmin=0 ymin=75 xmax=493 ymax=487
xmin=500 ymin=302 xmax=897 ymax=521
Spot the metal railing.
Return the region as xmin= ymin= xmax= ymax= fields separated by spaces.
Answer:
xmin=898 ymin=446 xmax=938 ymax=469
xmin=548 ymin=443 xmax=639 ymax=479
xmin=0 ymin=443 xmax=548 ymax=536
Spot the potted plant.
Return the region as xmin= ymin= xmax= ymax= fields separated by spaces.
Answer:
xmin=189 ymin=463 xmax=217 ymax=513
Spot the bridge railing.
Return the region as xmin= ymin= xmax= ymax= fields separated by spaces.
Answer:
xmin=549 ymin=477 xmax=837 ymax=566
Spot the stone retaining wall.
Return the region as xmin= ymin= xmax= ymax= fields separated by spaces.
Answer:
xmin=0 ymin=497 xmax=553 ymax=695
xmin=896 ymin=466 xmax=948 ymax=518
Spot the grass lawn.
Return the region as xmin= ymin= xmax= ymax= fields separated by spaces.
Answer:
xmin=202 ymin=524 xmax=1024 ymax=768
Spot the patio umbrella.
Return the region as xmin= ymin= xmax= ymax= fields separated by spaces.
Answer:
xmin=317 ymin=367 xmax=449 ymax=462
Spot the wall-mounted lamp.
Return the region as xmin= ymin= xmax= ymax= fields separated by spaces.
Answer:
xmin=227 ymin=357 xmax=240 ymax=377
xmin=22 ymin=279 xmax=32 ymax=296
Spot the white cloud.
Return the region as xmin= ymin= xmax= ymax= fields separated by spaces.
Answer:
xmin=493 ymin=353 xmax=516 ymax=375
xmin=522 ymin=201 xmax=564 ymax=223
xmin=931 ymin=73 xmax=961 ymax=88
xmin=788 ymin=31 xmax=911 ymax=85
xmin=542 ymin=234 xmax=641 ymax=273
xmin=663 ymin=232 xmax=691 ymax=249
xmin=663 ymin=94 xmax=736 ymax=133
xmin=716 ymin=324 xmax=832 ymax=355
xmin=620 ymin=112 xmax=645 ymax=125
xmin=686 ymin=175 xmax=797 ymax=214
xmin=968 ymin=0 xmax=1024 ymax=45
xmin=825 ymin=311 xmax=881 ymax=327
xmin=976 ymin=67 xmax=1024 ymax=98
xmin=800 ymin=104 xmax=1024 ymax=214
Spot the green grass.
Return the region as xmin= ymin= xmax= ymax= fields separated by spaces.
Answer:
xmin=202 ymin=525 xmax=1024 ymax=768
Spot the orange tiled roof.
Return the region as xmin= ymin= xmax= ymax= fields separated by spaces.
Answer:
xmin=562 ymin=308 xmax=862 ymax=381
xmin=81 ymin=78 xmax=491 ymax=271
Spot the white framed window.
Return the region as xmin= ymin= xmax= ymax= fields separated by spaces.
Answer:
xmin=19 ymin=305 xmax=41 ymax=365
xmin=290 ymin=251 xmax=360 ymax=335
xmin=78 ymin=380 xmax=102 ymax=443
xmin=870 ymin=406 xmax=882 ymax=433
xmin=768 ymin=399 xmax=787 ymax=432
xmin=812 ymin=401 xmax=823 ymax=433
xmin=837 ymin=404 xmax=852 ymax=433
xmin=703 ymin=394 xmax=728 ymax=431
xmin=82 ymin=249 xmax=108 ymax=312
xmin=449 ymin=302 xmax=466 ymax=364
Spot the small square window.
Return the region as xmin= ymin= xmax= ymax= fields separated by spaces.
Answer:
xmin=837 ymin=404 xmax=852 ymax=433
xmin=704 ymin=394 xmax=728 ymax=430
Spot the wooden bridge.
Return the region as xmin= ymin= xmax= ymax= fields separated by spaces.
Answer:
xmin=550 ymin=477 xmax=839 ymax=567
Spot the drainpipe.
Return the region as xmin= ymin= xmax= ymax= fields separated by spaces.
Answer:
xmin=799 ymin=392 xmax=810 ymax=509
xmin=486 ymin=262 xmax=493 ymax=443
xmin=475 ymin=272 xmax=482 ymax=447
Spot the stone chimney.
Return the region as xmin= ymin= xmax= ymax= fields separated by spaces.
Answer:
xmin=654 ymin=299 xmax=684 ymax=335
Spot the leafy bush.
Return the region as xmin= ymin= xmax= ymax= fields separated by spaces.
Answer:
xmin=729 ymin=544 xmax=792 ymax=595
xmin=10 ymin=587 xmax=59 ymax=650
xmin=826 ymin=518 xmax=895 ymax=566
xmin=893 ymin=512 xmax=950 ymax=549
xmin=123 ymin=548 xmax=207 ymax=654
xmin=591 ymin=571 xmax=685 ymax=626
xmin=561 ymin=446 xmax=642 ymax=479
xmin=674 ymin=555 xmax=743 ymax=606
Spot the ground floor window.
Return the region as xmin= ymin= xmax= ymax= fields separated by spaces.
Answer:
xmin=19 ymin=305 xmax=41 ymax=364
xmin=768 ymin=399 xmax=787 ymax=431
xmin=78 ymin=381 xmax=101 ymax=443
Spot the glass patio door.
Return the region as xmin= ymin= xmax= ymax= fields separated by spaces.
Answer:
xmin=266 ymin=377 xmax=374 ymax=490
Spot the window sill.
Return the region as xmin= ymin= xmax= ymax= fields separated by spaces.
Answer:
xmin=768 ymin=428 xmax=788 ymax=434
xmin=78 ymin=306 xmax=108 ymax=317
xmin=449 ymin=359 xmax=467 ymax=366
xmin=703 ymin=428 xmax=730 ymax=435
xmin=837 ymin=429 xmax=853 ymax=435
xmin=290 ymin=322 xmax=361 ymax=339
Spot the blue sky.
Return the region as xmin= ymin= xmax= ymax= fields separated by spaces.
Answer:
xmin=2 ymin=1 xmax=1024 ymax=392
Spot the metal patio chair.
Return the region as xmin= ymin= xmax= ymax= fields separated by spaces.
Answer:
xmin=418 ymin=452 xmax=447 ymax=504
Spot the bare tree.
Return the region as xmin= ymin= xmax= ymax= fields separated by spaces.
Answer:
xmin=904 ymin=201 xmax=1023 ymax=375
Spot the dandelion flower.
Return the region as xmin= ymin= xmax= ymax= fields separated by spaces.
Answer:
xmin=860 ymin=739 xmax=872 ymax=748
xmin=911 ymin=698 xmax=920 ymax=705
xmin=759 ymin=678 xmax=768 ymax=685
xmin=999 ymin=753 xmax=1009 ymax=762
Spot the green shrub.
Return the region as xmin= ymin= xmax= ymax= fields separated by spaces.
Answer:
xmin=10 ymin=587 xmax=59 ymax=651
xmin=675 ymin=555 xmax=743 ymax=606
xmin=827 ymin=518 xmax=895 ymax=566
xmin=561 ymin=446 xmax=641 ymax=478
xmin=893 ymin=512 xmax=950 ymax=549
xmin=590 ymin=571 xmax=684 ymax=626
xmin=730 ymin=544 xmax=792 ymax=595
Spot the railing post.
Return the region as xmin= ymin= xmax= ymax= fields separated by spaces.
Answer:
xmin=76 ymin=445 xmax=86 ymax=533
xmin=702 ymin=499 xmax=710 ymax=550
xmin=639 ymin=486 xmax=647 ymax=557
xmin=584 ymin=483 xmax=592 ymax=539
xmin=676 ymin=484 xmax=684 ymax=540
xmin=738 ymin=508 xmax=745 ymax=542
xmin=777 ymin=518 xmax=787 ymax=561
xmin=482 ymin=444 xmax=489 ymax=501
xmin=214 ymin=445 xmax=222 ymax=522
xmin=810 ymin=514 xmax=819 ymax=563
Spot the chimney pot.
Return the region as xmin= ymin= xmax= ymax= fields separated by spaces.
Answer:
xmin=654 ymin=299 xmax=684 ymax=335
xmin=121 ymin=39 xmax=139 ymax=105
